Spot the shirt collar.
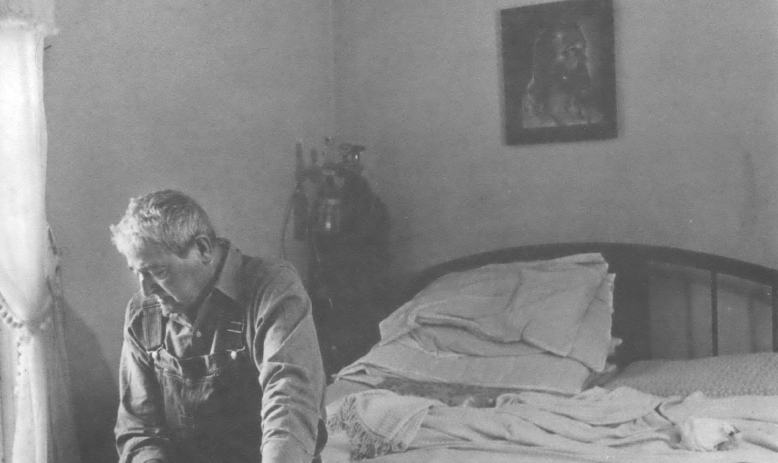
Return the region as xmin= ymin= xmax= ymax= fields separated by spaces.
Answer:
xmin=212 ymin=239 xmax=242 ymax=303
xmin=169 ymin=239 xmax=241 ymax=329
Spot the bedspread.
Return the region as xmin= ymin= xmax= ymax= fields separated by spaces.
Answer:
xmin=327 ymin=386 xmax=778 ymax=462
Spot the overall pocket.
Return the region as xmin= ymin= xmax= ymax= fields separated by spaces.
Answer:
xmin=153 ymin=347 xmax=261 ymax=438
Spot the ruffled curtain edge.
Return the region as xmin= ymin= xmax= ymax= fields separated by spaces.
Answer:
xmin=0 ymin=4 xmax=57 ymax=35
xmin=0 ymin=227 xmax=81 ymax=463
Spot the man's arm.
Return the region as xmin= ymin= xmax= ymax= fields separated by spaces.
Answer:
xmin=115 ymin=300 xmax=172 ymax=463
xmin=253 ymin=264 xmax=327 ymax=463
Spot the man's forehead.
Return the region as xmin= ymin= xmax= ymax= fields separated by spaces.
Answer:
xmin=124 ymin=244 xmax=170 ymax=270
xmin=130 ymin=261 xmax=165 ymax=272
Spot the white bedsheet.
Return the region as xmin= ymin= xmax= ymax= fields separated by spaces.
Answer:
xmin=324 ymin=386 xmax=778 ymax=463
xmin=322 ymin=435 xmax=778 ymax=463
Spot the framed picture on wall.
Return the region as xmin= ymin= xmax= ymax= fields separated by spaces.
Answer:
xmin=501 ymin=0 xmax=616 ymax=145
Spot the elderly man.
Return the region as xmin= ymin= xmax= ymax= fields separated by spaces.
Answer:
xmin=111 ymin=190 xmax=327 ymax=463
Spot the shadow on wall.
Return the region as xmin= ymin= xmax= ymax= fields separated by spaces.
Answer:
xmin=63 ymin=303 xmax=119 ymax=463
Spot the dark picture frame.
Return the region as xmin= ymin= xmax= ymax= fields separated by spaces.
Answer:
xmin=501 ymin=0 xmax=616 ymax=145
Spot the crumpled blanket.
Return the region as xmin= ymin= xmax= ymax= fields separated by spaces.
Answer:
xmin=327 ymin=386 xmax=778 ymax=460
xmin=327 ymin=389 xmax=442 ymax=460
xmin=378 ymin=253 xmax=614 ymax=371
xmin=677 ymin=418 xmax=738 ymax=451
xmin=496 ymin=386 xmax=667 ymax=425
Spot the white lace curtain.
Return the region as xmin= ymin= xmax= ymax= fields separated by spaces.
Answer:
xmin=0 ymin=0 xmax=80 ymax=462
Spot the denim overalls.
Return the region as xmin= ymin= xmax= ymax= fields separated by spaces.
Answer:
xmin=140 ymin=301 xmax=264 ymax=463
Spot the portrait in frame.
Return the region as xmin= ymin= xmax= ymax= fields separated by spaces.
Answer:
xmin=501 ymin=0 xmax=616 ymax=145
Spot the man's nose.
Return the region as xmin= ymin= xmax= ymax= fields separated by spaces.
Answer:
xmin=139 ymin=273 xmax=159 ymax=298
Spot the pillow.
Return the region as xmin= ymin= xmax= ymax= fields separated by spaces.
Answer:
xmin=337 ymin=341 xmax=593 ymax=396
xmin=603 ymin=352 xmax=778 ymax=397
xmin=378 ymin=254 xmax=614 ymax=371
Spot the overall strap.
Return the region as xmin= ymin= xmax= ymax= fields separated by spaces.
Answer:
xmin=222 ymin=304 xmax=246 ymax=352
xmin=229 ymin=255 xmax=268 ymax=360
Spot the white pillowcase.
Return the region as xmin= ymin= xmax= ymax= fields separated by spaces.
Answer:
xmin=337 ymin=341 xmax=593 ymax=396
xmin=603 ymin=352 xmax=778 ymax=397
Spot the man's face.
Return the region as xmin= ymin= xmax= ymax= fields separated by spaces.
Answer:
xmin=124 ymin=242 xmax=210 ymax=316
xmin=552 ymin=26 xmax=591 ymax=94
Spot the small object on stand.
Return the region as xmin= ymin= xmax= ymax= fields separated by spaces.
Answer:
xmin=315 ymin=169 xmax=341 ymax=235
xmin=340 ymin=143 xmax=365 ymax=176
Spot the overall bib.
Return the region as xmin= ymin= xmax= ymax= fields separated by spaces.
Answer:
xmin=141 ymin=303 xmax=264 ymax=463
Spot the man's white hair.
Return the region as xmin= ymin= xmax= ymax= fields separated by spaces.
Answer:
xmin=110 ymin=189 xmax=216 ymax=257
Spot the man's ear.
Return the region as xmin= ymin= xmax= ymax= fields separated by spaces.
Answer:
xmin=192 ymin=235 xmax=213 ymax=263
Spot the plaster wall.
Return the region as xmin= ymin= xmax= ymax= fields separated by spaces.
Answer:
xmin=44 ymin=1 xmax=335 ymax=460
xmin=332 ymin=0 xmax=778 ymax=278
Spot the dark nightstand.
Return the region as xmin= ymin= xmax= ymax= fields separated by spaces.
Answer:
xmin=307 ymin=173 xmax=391 ymax=380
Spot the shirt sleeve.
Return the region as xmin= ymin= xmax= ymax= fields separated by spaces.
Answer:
xmin=115 ymin=298 xmax=172 ymax=463
xmin=252 ymin=263 xmax=326 ymax=463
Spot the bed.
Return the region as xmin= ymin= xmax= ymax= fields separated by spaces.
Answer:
xmin=321 ymin=242 xmax=778 ymax=462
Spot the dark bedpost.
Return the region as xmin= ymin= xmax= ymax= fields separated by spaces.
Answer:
xmin=710 ymin=271 xmax=719 ymax=356
xmin=772 ymin=283 xmax=778 ymax=352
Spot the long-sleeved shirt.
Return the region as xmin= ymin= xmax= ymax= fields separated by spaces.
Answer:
xmin=115 ymin=240 xmax=327 ymax=463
